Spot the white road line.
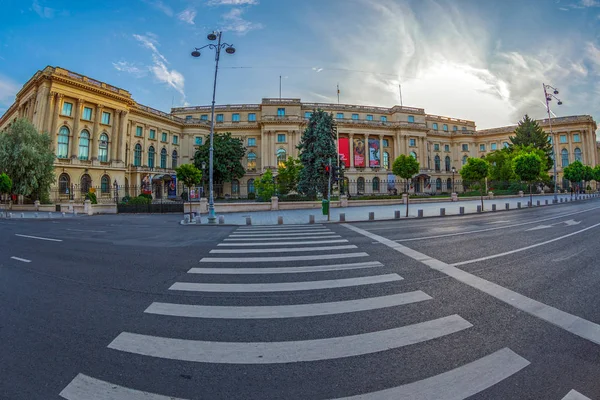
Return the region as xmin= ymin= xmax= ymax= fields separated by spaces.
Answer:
xmin=236 ymin=227 xmax=327 ymax=232
xmin=225 ymin=235 xmax=342 ymax=241
xmin=393 ymin=205 xmax=600 ymax=242
xmin=451 ymin=221 xmax=600 ymax=267
xmin=332 ymin=348 xmax=529 ymax=400
xmin=145 ymin=291 xmax=432 ymax=319
xmin=169 ymin=274 xmax=403 ymax=292
xmin=108 ymin=314 xmax=471 ymax=364
xmin=65 ymin=228 xmax=107 ymax=233
xmin=188 ymin=261 xmax=383 ymax=274
xmin=230 ymin=232 xmax=334 ymax=237
xmin=218 ymin=239 xmax=348 ymax=246
xmin=15 ymin=233 xmax=62 ymax=242
xmin=237 ymin=224 xmax=323 ymax=230
xmin=199 ymin=252 xmax=370 ymax=263
xmin=210 ymin=245 xmax=357 ymax=254
xmin=234 ymin=229 xmax=332 ymax=234
xmin=344 ymin=223 xmax=600 ymax=347
xmin=59 ymin=373 xmax=187 ymax=400
xmin=10 ymin=256 xmax=31 ymax=263
xmin=561 ymin=389 xmax=592 ymax=400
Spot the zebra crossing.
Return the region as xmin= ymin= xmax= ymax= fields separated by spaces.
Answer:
xmin=59 ymin=224 xmax=592 ymax=399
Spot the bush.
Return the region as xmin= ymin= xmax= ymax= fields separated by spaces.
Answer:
xmin=121 ymin=195 xmax=131 ymax=203
xmin=128 ymin=196 xmax=151 ymax=205
xmin=247 ymin=192 xmax=256 ymax=200
xmin=139 ymin=193 xmax=152 ymax=200
xmin=86 ymin=192 xmax=98 ymax=204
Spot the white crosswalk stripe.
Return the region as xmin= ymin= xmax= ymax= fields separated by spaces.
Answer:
xmin=561 ymin=390 xmax=592 ymax=400
xmin=217 ymin=239 xmax=348 ymax=246
xmin=224 ymin=235 xmax=342 ymax=241
xmin=210 ymin=244 xmax=357 ymax=253
xmin=199 ymin=253 xmax=370 ymax=262
xmin=229 ymin=231 xmax=335 ymax=237
xmin=187 ymin=261 xmax=384 ymax=274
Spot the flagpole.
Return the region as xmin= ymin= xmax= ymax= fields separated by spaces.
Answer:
xmin=337 ymin=83 xmax=340 ymax=104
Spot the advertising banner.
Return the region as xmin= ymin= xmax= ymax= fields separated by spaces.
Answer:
xmin=167 ymin=175 xmax=177 ymax=198
xmin=338 ymin=138 xmax=350 ymax=167
xmin=368 ymin=138 xmax=380 ymax=168
xmin=353 ymin=137 xmax=365 ymax=168
xmin=141 ymin=174 xmax=151 ymax=194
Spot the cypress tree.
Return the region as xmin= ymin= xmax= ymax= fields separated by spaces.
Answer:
xmin=509 ymin=114 xmax=553 ymax=170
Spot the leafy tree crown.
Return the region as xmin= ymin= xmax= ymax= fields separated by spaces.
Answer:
xmin=392 ymin=154 xmax=420 ymax=179
xmin=176 ymin=164 xmax=202 ymax=188
xmin=193 ymin=132 xmax=246 ymax=184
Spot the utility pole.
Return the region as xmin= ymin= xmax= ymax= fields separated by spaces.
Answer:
xmin=328 ymin=157 xmax=332 ymax=221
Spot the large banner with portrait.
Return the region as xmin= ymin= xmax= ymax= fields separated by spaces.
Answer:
xmin=353 ymin=137 xmax=365 ymax=168
xmin=338 ymin=138 xmax=350 ymax=167
xmin=167 ymin=175 xmax=177 ymax=198
xmin=141 ymin=174 xmax=151 ymax=195
xmin=368 ymin=138 xmax=380 ymax=168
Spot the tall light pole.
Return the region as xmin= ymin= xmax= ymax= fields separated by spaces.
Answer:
xmin=191 ymin=32 xmax=236 ymax=224
xmin=451 ymin=166 xmax=456 ymax=194
xmin=543 ymin=83 xmax=563 ymax=203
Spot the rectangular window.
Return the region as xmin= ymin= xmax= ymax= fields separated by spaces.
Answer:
xmin=352 ymin=113 xmax=359 ymax=120
xmin=444 ymin=144 xmax=450 ymax=152
xmin=380 ymin=116 xmax=387 ymax=122
xmin=232 ymin=113 xmax=240 ymax=122
xmin=136 ymin=126 xmax=143 ymax=137
xmin=277 ymin=108 xmax=285 ymax=117
xmin=101 ymin=111 xmax=110 ymax=125
xmin=462 ymin=144 xmax=469 ymax=151
xmin=248 ymin=113 xmax=256 ymax=122
xmin=277 ymin=134 xmax=286 ymax=143
xmin=304 ymin=111 xmax=312 ymax=119
xmin=453 ymin=126 xmax=458 ymax=131
xmin=200 ymin=114 xmax=208 ymax=121
xmin=462 ymin=127 xmax=467 ymax=131
xmin=479 ymin=144 xmax=485 ymax=151
xmin=194 ymin=136 xmax=202 ymax=146
xmin=161 ymin=132 xmax=167 ymax=142
xmin=573 ymin=133 xmax=581 ymax=142
xmin=408 ymin=115 xmax=415 ymax=123
xmin=173 ymin=135 xmax=178 ymax=145
xmin=149 ymin=129 xmax=156 ymax=140
xmin=62 ymin=102 xmax=73 ymax=116
xmin=491 ymin=143 xmax=497 ymax=150
xmin=443 ymin=124 xmax=448 ymax=132
xmin=560 ymin=135 xmax=567 ymax=143
xmin=216 ymin=114 xmax=224 ymax=122
xmin=432 ymin=123 xmax=438 ymax=130
xmin=434 ymin=144 xmax=440 ymax=151
xmin=248 ymin=137 xmax=256 ymax=146
xmin=409 ymin=138 xmax=416 ymax=147
xmin=185 ymin=115 xmax=192 ymax=120
xmin=383 ymin=139 xmax=389 ymax=147
xmin=336 ymin=113 xmax=344 ymax=119
xmin=82 ymin=107 xmax=92 ymax=121
xmin=366 ymin=114 xmax=373 ymax=121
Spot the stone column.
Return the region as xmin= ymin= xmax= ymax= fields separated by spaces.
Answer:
xmin=44 ymin=91 xmax=56 ymax=133
xmin=118 ymin=111 xmax=127 ymax=162
xmin=27 ymin=96 xmax=35 ymax=120
xmin=92 ymin=105 xmax=103 ymax=160
xmin=379 ymin=134 xmax=384 ymax=170
xmin=70 ymin=99 xmax=83 ymax=159
xmin=111 ymin=110 xmax=120 ymax=162
xmin=419 ymin=137 xmax=426 ymax=165
xmin=349 ymin=134 xmax=355 ymax=169
xmin=567 ymin=131 xmax=573 ymax=164
xmin=364 ymin=133 xmax=370 ymax=168
xmin=260 ymin=130 xmax=266 ymax=171
xmin=51 ymin=94 xmax=63 ymax=147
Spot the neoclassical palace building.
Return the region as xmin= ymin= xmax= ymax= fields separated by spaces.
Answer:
xmin=0 ymin=66 xmax=598 ymax=198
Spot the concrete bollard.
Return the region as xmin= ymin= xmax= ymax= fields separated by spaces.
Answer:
xmin=505 ymin=203 xmax=510 ymax=210
xmin=8 ymin=213 xmax=12 ymax=219
xmin=369 ymin=212 xmax=375 ymax=221
xmin=440 ymin=208 xmax=445 ymax=216
xmin=277 ymin=216 xmax=283 ymax=225
xmin=21 ymin=213 xmax=24 ymax=218
xmin=246 ymin=217 xmax=252 ymax=225
xmin=74 ymin=210 xmax=77 ymax=216
xmin=309 ymin=215 xmax=315 ymax=224
xmin=62 ymin=212 xmax=65 ymax=217
xmin=219 ymin=215 xmax=225 ymax=224
xmin=417 ymin=209 xmax=424 ymax=218
xmin=492 ymin=204 xmax=497 ymax=212
xmin=339 ymin=213 xmax=346 ymax=222
xmin=517 ymin=202 xmax=522 ymax=209
xmin=459 ymin=207 xmax=465 ymax=215
xmin=545 ymin=200 xmax=548 ymax=205
xmin=560 ymin=198 xmax=564 ymax=203
xmin=477 ymin=205 xmax=482 ymax=213
xmin=48 ymin=212 xmax=52 ymax=218
xmin=527 ymin=201 xmax=531 ymax=207
xmin=184 ymin=214 xmax=190 ymax=224
xmin=394 ymin=210 xmax=400 ymax=219
xmin=34 ymin=212 xmax=38 ymax=218
xmin=537 ymin=200 xmax=540 ymax=206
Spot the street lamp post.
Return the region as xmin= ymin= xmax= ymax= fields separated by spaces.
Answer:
xmin=451 ymin=166 xmax=456 ymax=194
xmin=543 ymin=83 xmax=563 ymax=203
xmin=191 ymin=32 xmax=236 ymax=224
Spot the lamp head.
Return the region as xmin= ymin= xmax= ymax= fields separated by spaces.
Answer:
xmin=191 ymin=50 xmax=201 ymax=57
xmin=557 ymin=101 xmax=563 ymax=105
xmin=451 ymin=167 xmax=456 ymax=173
xmin=207 ymin=32 xmax=217 ymax=41
xmin=554 ymin=89 xmax=559 ymax=95
xmin=225 ymin=46 xmax=236 ymax=54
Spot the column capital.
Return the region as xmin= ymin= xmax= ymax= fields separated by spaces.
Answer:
xmin=57 ymin=93 xmax=64 ymax=99
xmin=97 ymin=104 xmax=104 ymax=110
xmin=48 ymin=91 xmax=56 ymax=98
xmin=77 ymin=98 xmax=85 ymax=105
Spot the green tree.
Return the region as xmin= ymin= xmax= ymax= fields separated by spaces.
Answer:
xmin=583 ymin=165 xmax=595 ymax=192
xmin=0 ymin=173 xmax=12 ymax=210
xmin=509 ymin=114 xmax=553 ymax=170
xmin=485 ymin=147 xmax=516 ymax=184
xmin=392 ymin=154 xmax=420 ymax=217
xmin=594 ymin=165 xmax=600 ymax=191
xmin=277 ymin=157 xmax=303 ymax=196
xmin=563 ymin=160 xmax=585 ymax=196
xmin=0 ymin=118 xmax=55 ymax=201
xmin=176 ymin=164 xmax=202 ymax=217
xmin=513 ymin=151 xmax=544 ymax=206
xmin=460 ymin=157 xmax=490 ymax=211
xmin=255 ymin=168 xmax=276 ymax=202
xmin=297 ymin=110 xmax=337 ymax=199
xmin=194 ymin=132 xmax=246 ymax=185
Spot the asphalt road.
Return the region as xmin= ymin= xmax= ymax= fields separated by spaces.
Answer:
xmin=2 ymin=200 xmax=600 ymax=399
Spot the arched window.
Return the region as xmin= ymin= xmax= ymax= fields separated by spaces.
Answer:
xmin=172 ymin=150 xmax=178 ymax=169
xmin=101 ymin=174 xmax=110 ymax=194
xmin=373 ymin=177 xmax=380 ymax=192
xmin=447 ymin=178 xmax=452 ymax=190
xmin=436 ymin=178 xmax=442 ymax=190
xmin=59 ymin=173 xmax=70 ymax=194
xmin=57 ymin=126 xmax=70 ymax=158
xmin=462 ymin=155 xmax=468 ymax=166
xmin=148 ymin=146 xmax=155 ymax=168
xmin=80 ymin=174 xmax=91 ymax=193
xmin=78 ymin=130 xmax=90 ymax=160
xmin=383 ymin=152 xmax=389 ymax=169
xmin=561 ymin=148 xmax=569 ymax=167
xmin=434 ymin=155 xmax=441 ymax=172
xmin=574 ymin=148 xmax=582 ymax=162
xmin=410 ymin=151 xmax=417 ymax=159
xmin=98 ymin=133 xmax=109 ymax=162
xmin=232 ymin=179 xmax=240 ymax=195
xmin=134 ymin=144 xmax=142 ymax=166
xmin=247 ymin=179 xmax=255 ymax=194
xmin=357 ymin=177 xmax=365 ymax=193
xmin=160 ymin=148 xmax=167 ymax=169
xmin=503 ymin=142 xmax=509 ymax=148
xmin=445 ymin=156 xmax=451 ymax=172
xmin=277 ymin=148 xmax=286 ymax=168
xmin=247 ymin=152 xmax=257 ymax=169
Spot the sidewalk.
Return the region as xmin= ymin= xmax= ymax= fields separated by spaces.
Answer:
xmin=192 ymin=194 xmax=596 ymax=225
xmin=0 ymin=210 xmax=84 ymax=219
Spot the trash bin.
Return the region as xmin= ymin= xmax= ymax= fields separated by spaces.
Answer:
xmin=321 ymin=199 xmax=329 ymax=216
xmin=55 ymin=204 xmax=61 ymax=212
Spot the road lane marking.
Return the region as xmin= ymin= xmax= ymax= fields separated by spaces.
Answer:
xmin=561 ymin=389 xmax=592 ymax=400
xmin=451 ymin=221 xmax=600 ymax=266
xmin=59 ymin=373 xmax=187 ymax=400
xmin=10 ymin=256 xmax=31 ymax=263
xmin=391 ymin=205 xmax=600 ymax=242
xmin=332 ymin=348 xmax=529 ymax=400
xmin=169 ymin=274 xmax=403 ymax=292
xmin=344 ymin=223 xmax=600 ymax=347
xmin=234 ymin=229 xmax=332 ymax=234
xmin=224 ymin=235 xmax=342 ymax=241
xmin=217 ymin=239 xmax=348 ymax=246
xmin=108 ymin=314 xmax=471 ymax=364
xmin=229 ymin=231 xmax=335 ymax=237
xmin=200 ymin=252 xmax=369 ymax=263
xmin=188 ymin=261 xmax=383 ymax=274
xmin=210 ymin=245 xmax=357 ymax=253
xmin=237 ymin=224 xmax=323 ymax=230
xmin=15 ymin=234 xmax=62 ymax=242
xmin=145 ymin=291 xmax=431 ymax=319
xmin=236 ymin=227 xmax=327 ymax=232
xmin=65 ymin=228 xmax=107 ymax=233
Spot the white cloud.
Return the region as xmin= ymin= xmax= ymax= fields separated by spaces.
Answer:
xmin=207 ymin=0 xmax=259 ymax=5
xmin=143 ymin=0 xmax=173 ymax=16
xmin=586 ymin=42 xmax=600 ymax=72
xmin=178 ymin=8 xmax=197 ymax=24
xmin=31 ymin=0 xmax=67 ymax=18
xmin=221 ymin=7 xmax=263 ymax=35
xmin=133 ymin=34 xmax=168 ymax=64
xmin=112 ymin=61 xmax=148 ymax=78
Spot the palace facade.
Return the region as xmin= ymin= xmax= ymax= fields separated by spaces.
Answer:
xmin=0 ymin=66 xmax=597 ymax=199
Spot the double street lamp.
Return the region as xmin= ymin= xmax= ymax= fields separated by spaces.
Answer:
xmin=543 ymin=83 xmax=563 ymax=203
xmin=191 ymin=32 xmax=236 ymax=224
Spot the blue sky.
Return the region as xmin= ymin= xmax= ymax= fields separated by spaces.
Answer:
xmin=0 ymin=0 xmax=599 ymax=134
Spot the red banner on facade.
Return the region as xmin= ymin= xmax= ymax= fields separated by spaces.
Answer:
xmin=338 ymin=138 xmax=350 ymax=167
xmin=368 ymin=138 xmax=380 ymax=167
xmin=353 ymin=137 xmax=365 ymax=167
